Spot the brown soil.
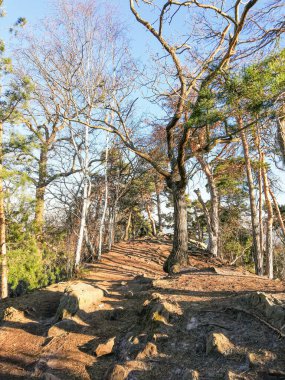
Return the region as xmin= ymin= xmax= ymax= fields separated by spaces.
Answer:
xmin=0 ymin=240 xmax=284 ymax=380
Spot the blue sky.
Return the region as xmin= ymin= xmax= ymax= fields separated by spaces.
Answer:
xmin=1 ymin=0 xmax=151 ymax=57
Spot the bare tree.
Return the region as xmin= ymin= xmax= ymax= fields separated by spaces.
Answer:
xmin=65 ymin=0 xmax=282 ymax=272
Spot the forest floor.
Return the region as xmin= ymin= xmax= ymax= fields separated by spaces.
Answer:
xmin=0 ymin=240 xmax=285 ymax=380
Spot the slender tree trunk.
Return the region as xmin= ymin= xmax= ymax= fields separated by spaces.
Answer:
xmin=84 ymin=227 xmax=95 ymax=259
xmin=155 ymin=182 xmax=162 ymax=233
xmin=74 ymin=121 xmax=92 ymax=267
xmin=255 ymin=129 xmax=264 ymax=255
xmin=0 ymin=123 xmax=8 ymax=299
xmin=258 ymin=168 xmax=264 ymax=254
xmin=98 ymin=132 xmax=110 ymax=260
xmin=239 ymin=118 xmax=263 ymax=275
xmin=196 ymin=156 xmax=219 ymax=257
xmin=163 ymin=182 xmax=188 ymax=273
xmin=93 ymin=192 xmax=103 ymax=250
xmin=269 ymin=187 xmax=285 ymax=238
xmin=194 ymin=189 xmax=211 ymax=244
xmin=124 ymin=210 xmax=132 ymax=241
xmin=261 ymin=152 xmax=274 ymax=279
xmin=75 ymin=179 xmax=90 ymax=267
xmin=146 ymin=203 xmax=157 ymax=236
xmin=35 ymin=145 xmax=48 ymax=235
xmin=193 ymin=206 xmax=202 ymax=241
xmin=108 ymin=198 xmax=117 ymax=250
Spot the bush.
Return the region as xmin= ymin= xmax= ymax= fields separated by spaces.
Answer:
xmin=7 ymin=220 xmax=70 ymax=296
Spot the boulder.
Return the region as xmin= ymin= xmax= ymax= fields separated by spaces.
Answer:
xmin=136 ymin=342 xmax=158 ymax=360
xmin=3 ymin=307 xmax=26 ymax=322
xmin=94 ymin=337 xmax=115 ymax=357
xmin=54 ymin=283 xmax=104 ymax=321
xmin=247 ymin=350 xmax=276 ymax=368
xmin=142 ymin=293 xmax=175 ymax=328
xmin=238 ymin=292 xmax=285 ymax=330
xmin=104 ymin=364 xmax=127 ymax=380
xmin=48 ymin=319 xmax=78 ymax=338
xmin=206 ymin=332 xmax=234 ymax=356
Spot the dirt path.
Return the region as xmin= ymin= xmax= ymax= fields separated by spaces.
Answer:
xmin=0 ymin=240 xmax=284 ymax=380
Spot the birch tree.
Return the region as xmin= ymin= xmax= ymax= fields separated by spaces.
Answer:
xmin=69 ymin=0 xmax=282 ymax=272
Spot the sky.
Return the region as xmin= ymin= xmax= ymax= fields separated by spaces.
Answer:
xmin=1 ymin=0 xmax=151 ymax=57
xmin=2 ymin=0 xmax=285 ymax=204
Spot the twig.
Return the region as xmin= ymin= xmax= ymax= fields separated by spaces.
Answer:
xmin=226 ymin=307 xmax=285 ymax=338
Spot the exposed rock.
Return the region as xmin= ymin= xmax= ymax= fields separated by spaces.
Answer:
xmin=171 ymin=264 xmax=181 ymax=274
xmin=104 ymin=364 xmax=127 ymax=380
xmin=109 ymin=307 xmax=125 ymax=321
xmin=42 ymin=373 xmax=62 ymax=380
xmin=94 ymin=337 xmax=115 ymax=357
xmin=141 ymin=293 xmax=180 ymax=328
xmin=54 ymin=283 xmax=104 ymax=321
xmin=247 ymin=350 xmax=276 ymax=368
xmin=186 ymin=317 xmax=198 ymax=331
xmin=182 ymin=369 xmax=199 ymax=380
xmin=33 ymin=359 xmax=49 ymax=377
xmin=153 ymin=333 xmax=168 ymax=342
xmin=136 ymin=342 xmax=158 ymax=360
xmin=171 ymin=368 xmax=199 ymax=380
xmin=126 ymin=290 xmax=134 ymax=299
xmin=132 ymin=275 xmax=153 ymax=289
xmin=47 ymin=319 xmax=78 ymax=338
xmin=238 ymin=292 xmax=285 ymax=330
xmin=225 ymin=371 xmax=244 ymax=380
xmin=206 ymin=332 xmax=234 ymax=356
xmin=188 ymin=239 xmax=207 ymax=250
xmin=3 ymin=307 xmax=26 ymax=322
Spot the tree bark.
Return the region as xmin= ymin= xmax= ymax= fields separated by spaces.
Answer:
xmin=146 ymin=203 xmax=157 ymax=236
xmin=98 ymin=132 xmax=110 ymax=260
xmin=0 ymin=123 xmax=8 ymax=299
xmin=124 ymin=210 xmax=132 ymax=241
xmin=108 ymin=198 xmax=117 ymax=251
xmin=269 ymin=187 xmax=285 ymax=239
xmin=155 ymin=181 xmax=163 ymax=233
xmin=84 ymin=227 xmax=95 ymax=259
xmin=255 ymin=129 xmax=264 ymax=255
xmin=75 ymin=179 xmax=90 ymax=267
xmin=35 ymin=145 xmax=48 ymax=235
xmin=239 ymin=118 xmax=263 ymax=275
xmin=196 ymin=155 xmax=219 ymax=257
xmin=261 ymin=152 xmax=274 ymax=279
xmin=163 ymin=182 xmax=188 ymax=273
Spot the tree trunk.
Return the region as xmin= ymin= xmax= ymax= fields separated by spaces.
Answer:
xmin=155 ymin=182 xmax=162 ymax=233
xmin=124 ymin=210 xmax=132 ymax=241
xmin=196 ymin=156 xmax=219 ymax=257
xmin=75 ymin=179 xmax=90 ymax=267
xmin=35 ymin=145 xmax=48 ymax=236
xmin=98 ymin=132 xmax=110 ymax=260
xmin=194 ymin=188 xmax=212 ymax=246
xmin=255 ymin=129 xmax=264 ymax=255
xmin=84 ymin=227 xmax=95 ymax=259
xmin=239 ymin=118 xmax=263 ymax=275
xmin=163 ymin=182 xmax=188 ymax=273
xmin=0 ymin=123 xmax=8 ymax=299
xmin=108 ymin=198 xmax=117 ymax=251
xmin=269 ymin=187 xmax=285 ymax=239
xmin=146 ymin=203 xmax=157 ymax=236
xmin=261 ymin=152 xmax=274 ymax=279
